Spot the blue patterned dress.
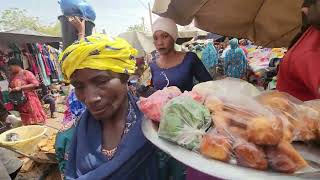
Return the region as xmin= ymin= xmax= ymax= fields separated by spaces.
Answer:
xmin=224 ymin=39 xmax=248 ymax=79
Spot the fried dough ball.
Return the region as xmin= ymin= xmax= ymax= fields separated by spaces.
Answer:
xmin=200 ymin=132 xmax=232 ymax=162
xmin=234 ymin=140 xmax=268 ymax=170
xmin=247 ymin=117 xmax=283 ymax=145
xmin=257 ymin=92 xmax=297 ymax=113
xmin=265 ymin=141 xmax=308 ymax=173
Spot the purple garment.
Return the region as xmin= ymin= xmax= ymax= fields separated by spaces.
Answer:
xmin=187 ymin=168 xmax=221 ymax=180
xmin=150 ymin=52 xmax=212 ymax=91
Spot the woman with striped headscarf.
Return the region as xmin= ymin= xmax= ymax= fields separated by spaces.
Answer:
xmin=58 ymin=34 xmax=159 ymax=180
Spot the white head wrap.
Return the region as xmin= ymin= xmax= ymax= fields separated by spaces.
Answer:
xmin=152 ymin=17 xmax=178 ymax=41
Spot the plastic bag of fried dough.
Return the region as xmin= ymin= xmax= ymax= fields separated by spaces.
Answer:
xmin=192 ymin=78 xmax=261 ymax=99
xmin=256 ymin=91 xmax=320 ymax=142
xmin=197 ymin=87 xmax=315 ymax=173
xmin=202 ymin=89 xmax=284 ymax=144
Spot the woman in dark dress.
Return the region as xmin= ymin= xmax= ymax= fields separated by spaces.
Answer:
xmin=150 ymin=17 xmax=212 ymax=92
xmin=150 ymin=17 xmax=213 ymax=180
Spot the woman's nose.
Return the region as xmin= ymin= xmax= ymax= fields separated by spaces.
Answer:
xmin=84 ymin=86 xmax=101 ymax=105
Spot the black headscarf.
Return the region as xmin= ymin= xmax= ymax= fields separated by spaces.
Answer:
xmin=7 ymin=58 xmax=22 ymax=67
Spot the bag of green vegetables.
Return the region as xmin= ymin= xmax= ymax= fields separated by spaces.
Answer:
xmin=158 ymin=96 xmax=211 ymax=151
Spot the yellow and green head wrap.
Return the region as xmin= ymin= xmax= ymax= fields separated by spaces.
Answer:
xmin=59 ymin=34 xmax=138 ymax=81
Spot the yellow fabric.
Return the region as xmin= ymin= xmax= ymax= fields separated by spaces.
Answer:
xmin=59 ymin=34 xmax=138 ymax=81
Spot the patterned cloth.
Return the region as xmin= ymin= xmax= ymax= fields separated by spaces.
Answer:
xmin=63 ymin=89 xmax=86 ymax=125
xmin=9 ymin=70 xmax=46 ymax=125
xmin=201 ymin=43 xmax=219 ymax=77
xmin=224 ymin=39 xmax=248 ymax=79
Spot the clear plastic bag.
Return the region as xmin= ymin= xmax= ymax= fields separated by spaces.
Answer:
xmin=137 ymin=87 xmax=181 ymax=122
xmin=200 ymin=129 xmax=232 ymax=162
xmin=256 ymin=91 xmax=320 ymax=142
xmin=192 ymin=78 xmax=261 ymax=99
xmin=158 ymin=96 xmax=211 ymax=151
xmin=197 ymin=86 xmax=313 ymax=173
xmin=203 ymin=89 xmax=284 ymax=146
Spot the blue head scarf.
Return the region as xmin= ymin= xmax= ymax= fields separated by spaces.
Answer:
xmin=224 ymin=38 xmax=247 ymax=79
xmin=202 ymin=42 xmax=219 ymax=70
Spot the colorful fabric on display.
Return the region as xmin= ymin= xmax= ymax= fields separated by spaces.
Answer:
xmin=59 ymin=34 xmax=138 ymax=81
xmin=47 ymin=46 xmax=64 ymax=81
xmin=224 ymin=39 xmax=247 ymax=79
xmin=246 ymin=46 xmax=286 ymax=72
xmin=277 ymin=26 xmax=320 ymax=101
xmin=65 ymin=93 xmax=159 ymax=180
xmin=36 ymin=51 xmax=51 ymax=86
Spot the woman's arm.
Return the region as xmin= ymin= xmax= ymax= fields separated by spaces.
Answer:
xmin=18 ymin=71 xmax=39 ymax=91
xmin=191 ymin=53 xmax=213 ymax=82
xmin=20 ymin=84 xmax=38 ymax=91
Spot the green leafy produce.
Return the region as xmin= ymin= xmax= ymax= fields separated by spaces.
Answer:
xmin=158 ymin=96 xmax=211 ymax=151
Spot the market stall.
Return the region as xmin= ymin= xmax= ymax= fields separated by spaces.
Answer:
xmin=0 ymin=29 xmax=63 ymax=111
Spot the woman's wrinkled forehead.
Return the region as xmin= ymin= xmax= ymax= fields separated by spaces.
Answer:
xmin=71 ymin=69 xmax=119 ymax=83
xmin=70 ymin=68 xmax=129 ymax=86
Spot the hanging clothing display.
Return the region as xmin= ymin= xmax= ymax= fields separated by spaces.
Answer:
xmin=0 ymin=42 xmax=63 ymax=87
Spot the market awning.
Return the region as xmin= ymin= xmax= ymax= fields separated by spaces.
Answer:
xmin=153 ymin=0 xmax=303 ymax=48
xmin=118 ymin=31 xmax=156 ymax=57
xmin=0 ymin=29 xmax=62 ymax=44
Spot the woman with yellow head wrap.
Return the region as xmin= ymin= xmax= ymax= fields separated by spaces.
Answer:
xmin=58 ymin=34 xmax=160 ymax=180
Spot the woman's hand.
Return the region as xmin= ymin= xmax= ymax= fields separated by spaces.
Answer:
xmin=69 ymin=16 xmax=85 ymax=39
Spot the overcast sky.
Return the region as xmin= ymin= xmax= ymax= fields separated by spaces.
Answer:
xmin=0 ymin=0 xmax=156 ymax=35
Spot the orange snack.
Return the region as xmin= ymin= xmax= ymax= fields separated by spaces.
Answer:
xmin=200 ymin=131 xmax=232 ymax=162
xmin=205 ymin=95 xmax=224 ymax=113
xmin=234 ymin=140 xmax=268 ymax=170
xmin=247 ymin=117 xmax=283 ymax=145
xmin=266 ymin=141 xmax=308 ymax=173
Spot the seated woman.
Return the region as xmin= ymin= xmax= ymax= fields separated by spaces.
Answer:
xmin=60 ymin=34 xmax=159 ymax=180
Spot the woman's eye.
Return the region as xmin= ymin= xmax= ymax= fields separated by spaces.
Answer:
xmin=96 ymin=78 xmax=110 ymax=86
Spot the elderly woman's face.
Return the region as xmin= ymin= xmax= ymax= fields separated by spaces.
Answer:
xmin=71 ymin=69 xmax=128 ymax=121
xmin=153 ymin=30 xmax=175 ymax=55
